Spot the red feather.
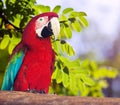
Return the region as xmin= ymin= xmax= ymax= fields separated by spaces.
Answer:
xmin=14 ymin=37 xmax=55 ymax=93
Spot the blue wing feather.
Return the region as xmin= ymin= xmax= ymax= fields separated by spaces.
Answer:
xmin=1 ymin=50 xmax=25 ymax=90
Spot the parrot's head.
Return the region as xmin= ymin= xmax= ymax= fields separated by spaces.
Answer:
xmin=35 ymin=12 xmax=60 ymax=39
xmin=22 ymin=12 xmax=60 ymax=47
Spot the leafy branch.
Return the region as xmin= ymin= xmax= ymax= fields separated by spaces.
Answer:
xmin=0 ymin=10 xmax=22 ymax=32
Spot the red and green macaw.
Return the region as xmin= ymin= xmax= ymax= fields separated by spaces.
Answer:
xmin=1 ymin=12 xmax=60 ymax=93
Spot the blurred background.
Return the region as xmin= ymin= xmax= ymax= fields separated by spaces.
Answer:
xmin=37 ymin=0 xmax=120 ymax=97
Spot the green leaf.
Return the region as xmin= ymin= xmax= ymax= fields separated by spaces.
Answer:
xmin=71 ymin=20 xmax=81 ymax=32
xmin=34 ymin=5 xmax=50 ymax=13
xmin=79 ymin=16 xmax=89 ymax=27
xmin=65 ymin=59 xmax=80 ymax=68
xmin=52 ymin=5 xmax=61 ymax=13
xmin=90 ymin=61 xmax=98 ymax=70
xmin=61 ymin=43 xmax=66 ymax=53
xmin=70 ymin=12 xmax=78 ymax=17
xmin=0 ymin=35 xmax=10 ymax=49
xmin=52 ymin=67 xmax=58 ymax=79
xmin=33 ymin=5 xmax=43 ymax=14
xmin=8 ymin=42 xmax=15 ymax=54
xmin=70 ymin=12 xmax=87 ymax=17
xmin=52 ymin=67 xmax=63 ymax=84
xmin=69 ymin=74 xmax=79 ymax=95
xmin=52 ymin=40 xmax=60 ymax=53
xmin=63 ymin=25 xmax=72 ymax=38
xmin=60 ymin=15 xmax=68 ymax=22
xmin=45 ymin=6 xmax=50 ymax=12
xmin=78 ymin=80 xmax=86 ymax=93
xmin=61 ymin=42 xmax=75 ymax=56
xmin=62 ymin=71 xmax=69 ymax=88
xmin=79 ymin=12 xmax=87 ymax=16
xmin=13 ymin=14 xmax=21 ymax=27
xmin=62 ymin=8 xmax=74 ymax=14
xmin=80 ymin=74 xmax=95 ymax=86
xmin=66 ymin=43 xmax=75 ymax=56
xmin=56 ymin=69 xmax=62 ymax=83
xmin=59 ymin=15 xmax=73 ymax=38
xmin=99 ymin=80 xmax=108 ymax=88
xmin=8 ymin=37 xmax=21 ymax=54
xmin=70 ymin=69 xmax=89 ymax=75
xmin=80 ymin=60 xmax=90 ymax=68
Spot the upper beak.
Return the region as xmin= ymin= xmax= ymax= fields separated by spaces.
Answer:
xmin=50 ymin=17 xmax=60 ymax=40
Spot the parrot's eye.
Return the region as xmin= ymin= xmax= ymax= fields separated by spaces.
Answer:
xmin=37 ymin=16 xmax=48 ymax=24
xmin=38 ymin=17 xmax=44 ymax=22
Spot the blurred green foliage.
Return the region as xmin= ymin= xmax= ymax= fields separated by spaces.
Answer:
xmin=0 ymin=0 xmax=118 ymax=96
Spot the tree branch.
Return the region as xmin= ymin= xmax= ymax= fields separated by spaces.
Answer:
xmin=0 ymin=91 xmax=120 ymax=105
xmin=0 ymin=10 xmax=22 ymax=32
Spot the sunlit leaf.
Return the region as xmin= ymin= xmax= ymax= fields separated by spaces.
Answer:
xmin=56 ymin=69 xmax=62 ymax=83
xmin=34 ymin=5 xmax=50 ymax=13
xmin=52 ymin=67 xmax=58 ymax=79
xmin=63 ymin=25 xmax=72 ymax=38
xmin=62 ymin=71 xmax=69 ymax=88
xmin=59 ymin=24 xmax=66 ymax=38
xmin=8 ymin=37 xmax=21 ymax=54
xmin=61 ymin=42 xmax=75 ymax=56
xmin=45 ymin=6 xmax=50 ymax=12
xmin=79 ymin=16 xmax=89 ymax=27
xmin=80 ymin=74 xmax=95 ymax=86
xmin=70 ymin=12 xmax=79 ymax=17
xmin=59 ymin=14 xmax=72 ymax=38
xmin=52 ymin=61 xmax=63 ymax=84
xmin=8 ymin=42 xmax=15 ymax=54
xmin=99 ymin=80 xmax=108 ymax=88
xmin=79 ymin=12 xmax=87 ymax=16
xmin=70 ymin=11 xmax=87 ymax=17
xmin=71 ymin=20 xmax=81 ymax=32
xmin=52 ymin=5 xmax=61 ymax=13
xmin=62 ymin=8 xmax=73 ymax=14
xmin=13 ymin=14 xmax=21 ymax=27
xmin=60 ymin=14 xmax=68 ymax=22
xmin=0 ymin=35 xmax=10 ymax=49
xmin=52 ymin=40 xmax=60 ymax=53
xmin=33 ymin=5 xmax=43 ymax=14
xmin=70 ymin=69 xmax=89 ymax=75
xmin=78 ymin=80 xmax=86 ymax=93
xmin=80 ymin=60 xmax=90 ymax=68
xmin=90 ymin=61 xmax=98 ymax=70
xmin=69 ymin=74 xmax=79 ymax=95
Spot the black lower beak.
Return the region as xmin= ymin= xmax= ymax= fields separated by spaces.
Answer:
xmin=41 ymin=22 xmax=53 ymax=38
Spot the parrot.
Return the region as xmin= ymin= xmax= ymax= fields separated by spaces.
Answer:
xmin=1 ymin=12 xmax=60 ymax=93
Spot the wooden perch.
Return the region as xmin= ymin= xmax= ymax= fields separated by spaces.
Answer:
xmin=0 ymin=91 xmax=120 ymax=105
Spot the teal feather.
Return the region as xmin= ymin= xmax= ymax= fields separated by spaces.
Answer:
xmin=1 ymin=50 xmax=24 ymax=90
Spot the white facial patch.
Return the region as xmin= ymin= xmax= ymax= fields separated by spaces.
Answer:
xmin=35 ymin=16 xmax=49 ymax=38
xmin=36 ymin=28 xmax=42 ymax=37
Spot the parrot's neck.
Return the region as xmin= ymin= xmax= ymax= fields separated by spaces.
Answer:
xmin=22 ymin=28 xmax=52 ymax=52
xmin=25 ymin=37 xmax=52 ymax=52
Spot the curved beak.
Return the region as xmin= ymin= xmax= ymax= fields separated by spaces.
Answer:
xmin=37 ymin=17 xmax=60 ymax=39
xmin=50 ymin=17 xmax=60 ymax=40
